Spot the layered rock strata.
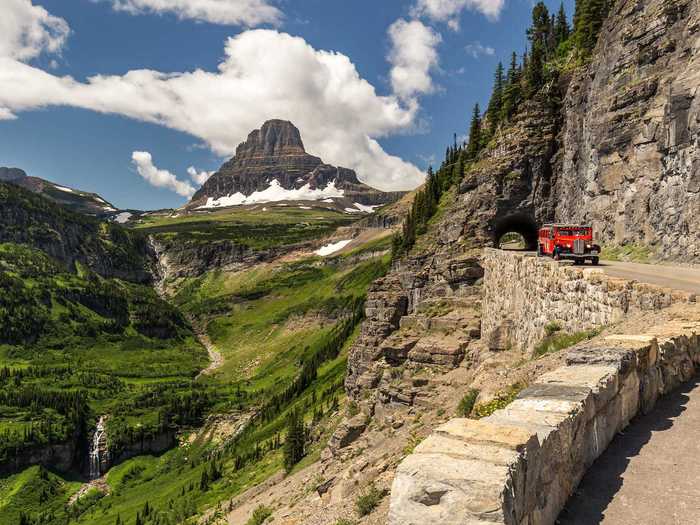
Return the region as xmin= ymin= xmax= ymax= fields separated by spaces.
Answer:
xmin=190 ymin=120 xmax=404 ymax=207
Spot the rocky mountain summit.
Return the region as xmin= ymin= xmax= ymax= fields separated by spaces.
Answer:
xmin=190 ymin=120 xmax=405 ymax=209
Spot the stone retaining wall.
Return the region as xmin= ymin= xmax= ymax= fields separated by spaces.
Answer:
xmin=481 ymin=249 xmax=694 ymax=352
xmin=388 ymin=309 xmax=700 ymax=524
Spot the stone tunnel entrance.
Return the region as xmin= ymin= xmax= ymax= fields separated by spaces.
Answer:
xmin=493 ymin=212 xmax=539 ymax=251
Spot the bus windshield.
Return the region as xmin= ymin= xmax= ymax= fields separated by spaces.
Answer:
xmin=557 ymin=228 xmax=590 ymax=236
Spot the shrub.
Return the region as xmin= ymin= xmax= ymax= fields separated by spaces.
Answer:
xmin=245 ymin=505 xmax=273 ymax=525
xmin=472 ymin=383 xmax=525 ymax=419
xmin=356 ymin=483 xmax=386 ymax=517
xmin=457 ymin=389 xmax=479 ymax=417
xmin=534 ymin=328 xmax=601 ymax=358
xmin=544 ymin=321 xmax=562 ymax=337
xmin=334 ymin=520 xmax=355 ymax=525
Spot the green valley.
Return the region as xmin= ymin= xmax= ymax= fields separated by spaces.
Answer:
xmin=0 ymin=179 xmax=393 ymax=525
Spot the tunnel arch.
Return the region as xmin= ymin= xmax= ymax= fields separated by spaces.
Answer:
xmin=493 ymin=212 xmax=539 ymax=251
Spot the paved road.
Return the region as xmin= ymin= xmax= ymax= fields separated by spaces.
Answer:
xmin=599 ymin=260 xmax=700 ymax=296
xmin=558 ymin=378 xmax=700 ymax=525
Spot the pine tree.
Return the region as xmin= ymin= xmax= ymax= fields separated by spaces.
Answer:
xmin=283 ymin=410 xmax=305 ymax=472
xmin=452 ymin=152 xmax=465 ymax=187
xmin=466 ymin=103 xmax=482 ymax=160
xmin=486 ymin=62 xmax=505 ymax=133
xmin=554 ymin=3 xmax=570 ymax=45
xmin=525 ymin=2 xmax=551 ymax=95
xmin=574 ymin=0 xmax=610 ymax=54
xmin=500 ymin=52 xmax=522 ymax=121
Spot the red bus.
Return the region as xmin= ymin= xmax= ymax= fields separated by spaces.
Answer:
xmin=538 ymin=224 xmax=600 ymax=265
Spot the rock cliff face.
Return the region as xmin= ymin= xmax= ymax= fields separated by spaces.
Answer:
xmin=346 ymin=0 xmax=700 ymax=408
xmin=558 ymin=0 xmax=699 ymax=261
xmin=190 ymin=120 xmax=405 ymax=207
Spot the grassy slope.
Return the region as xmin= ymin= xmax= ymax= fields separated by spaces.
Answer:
xmin=135 ymin=206 xmax=356 ymax=250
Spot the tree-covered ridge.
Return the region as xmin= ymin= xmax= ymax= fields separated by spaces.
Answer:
xmin=0 ymin=241 xmax=207 ymax=471
xmin=0 ymin=182 xmax=151 ymax=283
xmin=471 ymin=0 xmax=611 ymax=155
xmin=392 ymin=0 xmax=611 ymax=257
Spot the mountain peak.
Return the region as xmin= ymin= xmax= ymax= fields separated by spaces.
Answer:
xmin=235 ymin=120 xmax=307 ymax=160
xmin=189 ymin=119 xmax=405 ymax=210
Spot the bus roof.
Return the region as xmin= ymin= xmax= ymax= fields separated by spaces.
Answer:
xmin=541 ymin=224 xmax=592 ymax=228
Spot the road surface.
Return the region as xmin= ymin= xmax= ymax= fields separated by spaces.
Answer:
xmin=558 ymin=378 xmax=700 ymax=524
xmin=598 ymin=260 xmax=700 ymax=296
xmin=557 ymin=258 xmax=700 ymax=524
xmin=507 ymin=250 xmax=700 ymax=295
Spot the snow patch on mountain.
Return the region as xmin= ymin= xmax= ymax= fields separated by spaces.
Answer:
xmin=198 ymin=179 xmax=345 ymax=209
xmin=114 ymin=212 xmax=133 ymax=224
xmin=353 ymin=202 xmax=380 ymax=213
xmin=315 ymin=239 xmax=353 ymax=256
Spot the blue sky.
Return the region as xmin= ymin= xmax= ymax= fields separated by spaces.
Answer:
xmin=0 ymin=0 xmax=574 ymax=210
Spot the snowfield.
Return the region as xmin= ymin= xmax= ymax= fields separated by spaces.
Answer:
xmin=198 ymin=179 xmax=345 ymax=209
xmin=315 ymin=239 xmax=353 ymax=256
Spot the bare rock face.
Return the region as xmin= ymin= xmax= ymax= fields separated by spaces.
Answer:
xmin=190 ymin=120 xmax=404 ymax=206
xmin=324 ymin=414 xmax=368 ymax=458
xmin=345 ymin=255 xmax=484 ymax=408
xmin=558 ymin=0 xmax=700 ymax=261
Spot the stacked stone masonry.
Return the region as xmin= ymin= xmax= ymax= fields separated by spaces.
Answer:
xmin=389 ymin=309 xmax=700 ymax=524
xmin=481 ymin=249 xmax=696 ymax=352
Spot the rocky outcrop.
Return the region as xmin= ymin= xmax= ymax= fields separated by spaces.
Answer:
xmin=0 ymin=167 xmax=26 ymax=182
xmin=482 ymin=249 xmax=696 ymax=352
xmin=558 ymin=0 xmax=700 ymax=261
xmin=190 ymin=120 xmax=404 ymax=207
xmin=0 ymin=439 xmax=78 ymax=475
xmin=150 ymin=236 xmax=297 ymax=280
xmin=345 ymin=254 xmax=483 ymax=408
xmin=109 ymin=430 xmax=176 ymax=467
xmin=389 ymin=306 xmax=700 ymax=525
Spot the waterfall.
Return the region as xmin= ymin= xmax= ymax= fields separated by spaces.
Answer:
xmin=89 ymin=416 xmax=107 ymax=480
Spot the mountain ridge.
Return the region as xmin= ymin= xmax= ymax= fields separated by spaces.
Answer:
xmin=0 ymin=166 xmax=125 ymax=218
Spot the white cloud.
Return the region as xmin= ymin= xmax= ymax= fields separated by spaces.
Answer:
xmin=187 ymin=166 xmax=214 ymax=185
xmin=132 ymin=151 xmax=196 ymax=197
xmin=0 ymin=107 xmax=17 ymax=120
xmin=387 ymin=19 xmax=441 ymax=101
xmin=0 ymin=30 xmax=425 ymax=192
xmin=0 ymin=0 xmax=69 ymax=61
xmin=101 ymin=0 xmax=282 ymax=26
xmin=465 ymin=41 xmax=495 ymax=58
xmin=412 ymin=0 xmax=505 ymax=26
